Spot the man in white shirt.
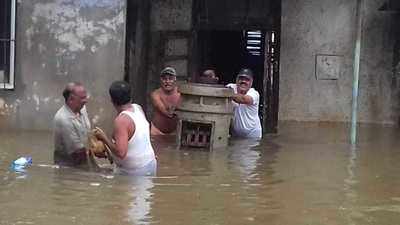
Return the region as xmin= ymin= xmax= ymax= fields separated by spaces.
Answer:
xmin=226 ymin=68 xmax=262 ymax=139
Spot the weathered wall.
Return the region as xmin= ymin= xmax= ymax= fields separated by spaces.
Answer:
xmin=0 ymin=0 xmax=126 ymax=130
xmin=280 ymin=0 xmax=399 ymax=124
xmin=2 ymin=0 xmax=398 ymax=131
xmin=393 ymin=12 xmax=400 ymax=119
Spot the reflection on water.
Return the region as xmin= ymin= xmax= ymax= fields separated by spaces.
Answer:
xmin=228 ymin=138 xmax=261 ymax=179
xmin=2 ymin=122 xmax=400 ymax=224
xmin=126 ymin=177 xmax=154 ymax=225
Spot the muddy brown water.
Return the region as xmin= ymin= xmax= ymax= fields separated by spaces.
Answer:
xmin=1 ymin=122 xmax=400 ymax=225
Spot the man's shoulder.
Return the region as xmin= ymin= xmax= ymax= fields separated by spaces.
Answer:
xmin=226 ymin=83 xmax=236 ymax=88
xmin=115 ymin=112 xmax=135 ymax=131
xmin=247 ymin=88 xmax=260 ymax=96
xmin=152 ymin=88 xmax=162 ymax=93
xmin=151 ymin=88 xmax=162 ymax=97
xmin=116 ymin=113 xmax=132 ymax=123
xmin=54 ymin=106 xmax=67 ymax=120
xmin=54 ymin=105 xmax=73 ymax=125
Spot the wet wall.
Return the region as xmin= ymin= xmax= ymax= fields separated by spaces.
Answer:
xmin=280 ymin=0 xmax=400 ymax=124
xmin=2 ymin=0 xmax=399 ymax=131
xmin=0 ymin=0 xmax=126 ymax=130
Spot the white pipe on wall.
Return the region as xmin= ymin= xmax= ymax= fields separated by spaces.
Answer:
xmin=350 ymin=0 xmax=364 ymax=145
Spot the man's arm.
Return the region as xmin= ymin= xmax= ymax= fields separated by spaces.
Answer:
xmin=225 ymin=84 xmax=253 ymax=105
xmin=95 ymin=115 xmax=134 ymax=159
xmin=150 ymin=90 xmax=174 ymax=118
xmin=232 ymin=94 xmax=254 ymax=105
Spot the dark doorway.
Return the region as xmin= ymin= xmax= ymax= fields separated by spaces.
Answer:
xmin=192 ymin=0 xmax=281 ymax=134
xmin=197 ymin=30 xmax=244 ymax=84
xmin=124 ymin=0 xmax=150 ymax=112
xmin=196 ymin=29 xmax=279 ymax=133
xmin=197 ymin=30 xmax=266 ymax=123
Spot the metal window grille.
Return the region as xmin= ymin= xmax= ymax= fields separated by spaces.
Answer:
xmin=246 ymin=30 xmax=262 ymax=56
xmin=0 ymin=0 xmax=15 ymax=89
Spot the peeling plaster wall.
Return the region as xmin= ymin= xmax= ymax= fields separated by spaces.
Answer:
xmin=0 ymin=0 xmax=126 ymax=130
xmin=280 ymin=0 xmax=398 ymax=124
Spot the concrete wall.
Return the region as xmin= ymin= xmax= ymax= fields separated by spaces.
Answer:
xmin=2 ymin=0 xmax=398 ymax=131
xmin=0 ymin=0 xmax=126 ymax=130
xmin=280 ymin=0 xmax=399 ymax=124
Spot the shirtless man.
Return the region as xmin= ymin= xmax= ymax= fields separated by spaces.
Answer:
xmin=150 ymin=67 xmax=181 ymax=135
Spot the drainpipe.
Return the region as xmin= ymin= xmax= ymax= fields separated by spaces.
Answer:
xmin=350 ymin=0 xmax=364 ymax=145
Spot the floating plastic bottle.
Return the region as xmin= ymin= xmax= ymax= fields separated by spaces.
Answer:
xmin=10 ymin=156 xmax=32 ymax=172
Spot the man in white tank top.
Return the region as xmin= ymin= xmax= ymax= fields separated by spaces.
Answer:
xmin=94 ymin=81 xmax=156 ymax=175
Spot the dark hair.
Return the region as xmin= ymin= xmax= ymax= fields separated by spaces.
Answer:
xmin=236 ymin=68 xmax=254 ymax=80
xmin=109 ymin=81 xmax=131 ymax=106
xmin=62 ymin=82 xmax=82 ymax=102
xmin=202 ymin=69 xmax=216 ymax=77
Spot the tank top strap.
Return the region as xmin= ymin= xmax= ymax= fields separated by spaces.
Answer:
xmin=118 ymin=104 xmax=138 ymax=121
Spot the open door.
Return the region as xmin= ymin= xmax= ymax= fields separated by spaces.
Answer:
xmin=192 ymin=0 xmax=281 ymax=134
xmin=195 ymin=29 xmax=279 ymax=134
xmin=124 ymin=0 xmax=150 ymax=111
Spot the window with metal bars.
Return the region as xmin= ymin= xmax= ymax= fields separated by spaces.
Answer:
xmin=0 ymin=0 xmax=15 ymax=89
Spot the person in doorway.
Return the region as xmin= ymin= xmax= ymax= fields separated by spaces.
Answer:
xmin=150 ymin=66 xmax=181 ymax=136
xmin=226 ymin=68 xmax=262 ymax=139
xmin=53 ymin=82 xmax=91 ymax=166
xmin=94 ymin=81 xmax=156 ymax=175
xmin=198 ymin=69 xmax=219 ymax=84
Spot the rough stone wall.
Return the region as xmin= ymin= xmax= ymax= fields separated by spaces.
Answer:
xmin=0 ymin=0 xmax=126 ymax=130
xmin=280 ymin=0 xmax=398 ymax=124
xmin=393 ymin=13 xmax=400 ymax=122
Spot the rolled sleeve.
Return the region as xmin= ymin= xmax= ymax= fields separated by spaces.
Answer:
xmin=246 ymin=89 xmax=259 ymax=105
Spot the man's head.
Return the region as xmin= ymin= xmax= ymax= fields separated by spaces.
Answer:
xmin=235 ymin=68 xmax=254 ymax=94
xmin=63 ymin=82 xmax=88 ymax=113
xmin=199 ymin=69 xmax=219 ymax=84
xmin=109 ymin=81 xmax=131 ymax=106
xmin=160 ymin=66 xmax=177 ymax=92
xmin=202 ymin=69 xmax=216 ymax=78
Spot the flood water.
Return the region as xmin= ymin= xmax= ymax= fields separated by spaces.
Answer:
xmin=1 ymin=122 xmax=400 ymax=225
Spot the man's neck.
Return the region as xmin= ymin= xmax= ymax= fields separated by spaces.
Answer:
xmin=66 ymin=104 xmax=80 ymax=115
xmin=117 ymin=103 xmax=133 ymax=113
xmin=162 ymin=87 xmax=176 ymax=95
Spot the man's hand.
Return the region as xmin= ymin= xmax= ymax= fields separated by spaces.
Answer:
xmin=166 ymin=105 xmax=177 ymax=118
xmin=93 ymin=127 xmax=107 ymax=142
xmin=94 ymin=151 xmax=107 ymax=158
